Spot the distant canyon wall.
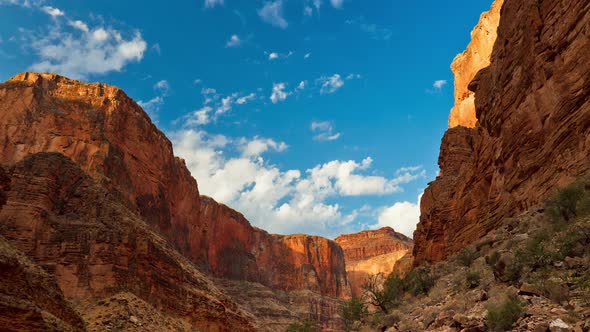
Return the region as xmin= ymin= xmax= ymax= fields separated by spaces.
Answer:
xmin=335 ymin=227 xmax=412 ymax=297
xmin=0 ymin=72 xmax=350 ymax=299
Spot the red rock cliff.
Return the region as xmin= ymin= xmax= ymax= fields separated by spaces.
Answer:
xmin=0 ymin=72 xmax=350 ymax=299
xmin=335 ymin=227 xmax=412 ymax=297
xmin=414 ymin=0 xmax=590 ymax=265
xmin=0 ymin=152 xmax=255 ymax=331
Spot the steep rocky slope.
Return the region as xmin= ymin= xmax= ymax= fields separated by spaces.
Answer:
xmin=335 ymin=227 xmax=413 ymax=297
xmin=415 ymin=0 xmax=590 ymax=264
xmin=0 ymin=72 xmax=349 ymax=300
xmin=0 ymin=72 xmax=352 ymax=330
xmin=0 ymin=152 xmax=255 ymax=331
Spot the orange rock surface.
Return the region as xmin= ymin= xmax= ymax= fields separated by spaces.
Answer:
xmin=335 ymin=227 xmax=412 ymax=297
xmin=415 ymin=0 xmax=590 ymax=265
xmin=0 ymin=71 xmax=350 ymax=306
xmin=0 ymin=153 xmax=256 ymax=331
xmin=448 ymin=0 xmax=504 ymax=128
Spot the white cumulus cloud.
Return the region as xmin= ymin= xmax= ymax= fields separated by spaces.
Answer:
xmin=258 ymin=0 xmax=288 ymax=29
xmin=433 ymin=79 xmax=447 ymax=90
xmin=171 ymin=129 xmax=425 ymax=236
xmin=226 ymin=34 xmax=241 ymax=47
xmin=319 ymin=74 xmax=345 ymax=94
xmin=311 ymin=121 xmax=341 ymax=141
xmin=270 ymin=82 xmax=290 ymax=103
xmin=374 ymin=193 xmax=423 ymax=238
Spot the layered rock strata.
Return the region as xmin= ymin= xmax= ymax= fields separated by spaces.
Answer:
xmin=415 ymin=0 xmax=590 ymax=264
xmin=0 ymin=72 xmax=350 ymax=299
xmin=335 ymin=227 xmax=413 ymax=297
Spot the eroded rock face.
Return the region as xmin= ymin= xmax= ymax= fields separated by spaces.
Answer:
xmin=0 ymin=72 xmax=350 ymax=299
xmin=415 ymin=0 xmax=590 ymax=265
xmin=335 ymin=227 xmax=412 ymax=297
xmin=448 ymin=0 xmax=504 ymax=128
xmin=0 ymin=153 xmax=256 ymax=331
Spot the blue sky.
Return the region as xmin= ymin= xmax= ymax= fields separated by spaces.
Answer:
xmin=0 ymin=0 xmax=493 ymax=238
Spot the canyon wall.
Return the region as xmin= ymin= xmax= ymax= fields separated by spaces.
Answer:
xmin=335 ymin=227 xmax=412 ymax=297
xmin=0 ymin=152 xmax=256 ymax=331
xmin=0 ymin=72 xmax=349 ymax=299
xmin=414 ymin=0 xmax=590 ymax=264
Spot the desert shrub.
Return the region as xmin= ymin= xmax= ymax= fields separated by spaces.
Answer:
xmin=285 ymin=320 xmax=317 ymax=332
xmin=486 ymin=251 xmax=501 ymax=267
xmin=403 ymin=266 xmax=436 ymax=296
xmin=545 ymin=177 xmax=590 ymax=224
xmin=515 ymin=232 xmax=554 ymax=270
xmin=485 ymin=298 xmax=524 ymax=332
xmin=505 ymin=261 xmax=523 ymax=285
xmin=456 ymin=248 xmax=479 ymax=267
xmin=340 ymin=297 xmax=367 ymax=331
xmin=362 ymin=274 xmax=393 ymax=314
xmin=541 ymin=281 xmax=569 ymax=304
xmin=465 ymin=270 xmax=481 ymax=289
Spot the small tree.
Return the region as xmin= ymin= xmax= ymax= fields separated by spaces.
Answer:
xmin=340 ymin=297 xmax=368 ymax=331
xmin=362 ymin=273 xmax=404 ymax=314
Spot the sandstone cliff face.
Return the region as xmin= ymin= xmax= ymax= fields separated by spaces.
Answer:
xmin=0 ymin=153 xmax=256 ymax=331
xmin=0 ymin=165 xmax=86 ymax=332
xmin=0 ymin=72 xmax=350 ymax=300
xmin=335 ymin=227 xmax=413 ymax=297
xmin=415 ymin=0 xmax=590 ymax=265
xmin=448 ymin=0 xmax=504 ymax=128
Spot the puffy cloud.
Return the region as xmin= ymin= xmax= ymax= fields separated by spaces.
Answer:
xmin=267 ymin=51 xmax=292 ymax=61
xmin=258 ymin=0 xmax=288 ymax=29
xmin=236 ymin=93 xmax=256 ymax=105
xmin=268 ymin=52 xmax=279 ymax=60
xmin=239 ymin=137 xmax=288 ymax=157
xmin=183 ymin=106 xmax=212 ymax=126
xmin=226 ymin=34 xmax=241 ymax=48
xmin=374 ymin=193 xmax=423 ymax=238
xmin=433 ymin=79 xmax=447 ymax=90
xmin=41 ymin=6 xmax=64 ymax=17
xmin=311 ymin=121 xmax=340 ymax=141
xmin=171 ymin=129 xmax=425 ymax=236
xmin=69 ymin=20 xmax=89 ymax=32
xmin=204 ymin=0 xmax=223 ymax=8
xmin=319 ymin=74 xmax=344 ymax=94
xmin=270 ymin=82 xmax=290 ymax=103
xmin=183 ymin=87 xmax=256 ymax=125
xmin=138 ymin=80 xmax=171 ymax=120
xmin=304 ymin=53 xmax=311 ymax=59
xmin=154 ymin=80 xmax=170 ymax=95
xmin=26 ymin=15 xmax=147 ymax=79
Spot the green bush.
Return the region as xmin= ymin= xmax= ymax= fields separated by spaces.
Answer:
xmin=515 ymin=232 xmax=554 ymax=270
xmin=465 ymin=270 xmax=481 ymax=289
xmin=362 ymin=274 xmax=394 ymax=313
xmin=403 ymin=266 xmax=436 ymax=296
xmin=285 ymin=320 xmax=317 ymax=332
xmin=485 ymin=251 xmax=501 ymax=267
xmin=485 ymin=298 xmax=524 ymax=332
xmin=545 ymin=177 xmax=590 ymax=224
xmin=456 ymin=248 xmax=479 ymax=267
xmin=340 ymin=298 xmax=367 ymax=331
xmin=505 ymin=262 xmax=523 ymax=285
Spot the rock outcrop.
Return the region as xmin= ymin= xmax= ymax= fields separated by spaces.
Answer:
xmin=335 ymin=227 xmax=413 ymax=297
xmin=448 ymin=0 xmax=504 ymax=128
xmin=0 ymin=72 xmax=350 ymax=299
xmin=0 ymin=152 xmax=256 ymax=331
xmin=415 ymin=0 xmax=590 ymax=265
